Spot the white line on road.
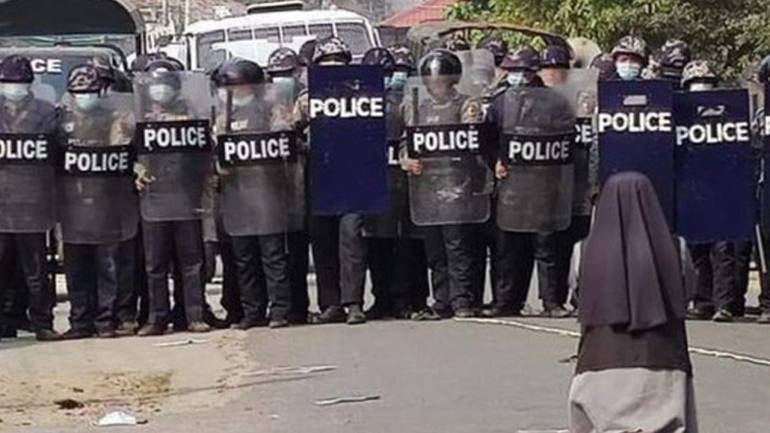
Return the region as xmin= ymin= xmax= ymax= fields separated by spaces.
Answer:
xmin=455 ymin=317 xmax=770 ymax=368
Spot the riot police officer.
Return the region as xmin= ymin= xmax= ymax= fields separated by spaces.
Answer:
xmin=678 ymin=61 xmax=740 ymax=323
xmin=294 ymin=36 xmax=369 ymax=325
xmin=589 ymin=53 xmax=616 ymax=81
xmin=402 ymin=49 xmax=488 ymax=318
xmin=0 ymin=55 xmax=60 ymax=341
xmin=134 ymin=60 xmax=211 ymax=336
xmin=58 ymin=65 xmax=136 ymax=339
xmin=658 ymin=40 xmax=692 ymax=85
xmin=360 ymin=47 xmax=429 ymax=319
xmin=267 ymin=47 xmax=310 ymax=323
xmin=211 ymin=58 xmax=295 ymax=329
xmin=611 ymin=35 xmax=648 ymax=81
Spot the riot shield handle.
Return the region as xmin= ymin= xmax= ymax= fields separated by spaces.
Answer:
xmin=756 ymin=224 xmax=768 ymax=274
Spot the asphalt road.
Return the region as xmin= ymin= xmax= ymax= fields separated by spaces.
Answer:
xmin=5 ymin=312 xmax=770 ymax=433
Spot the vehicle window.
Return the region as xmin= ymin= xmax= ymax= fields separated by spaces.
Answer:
xmin=197 ymin=30 xmax=225 ymax=69
xmin=308 ymin=23 xmax=333 ymax=39
xmin=254 ymin=26 xmax=280 ymax=43
xmin=282 ymin=25 xmax=307 ymax=43
xmin=228 ymin=28 xmax=253 ymax=42
xmin=335 ymin=22 xmax=372 ymax=55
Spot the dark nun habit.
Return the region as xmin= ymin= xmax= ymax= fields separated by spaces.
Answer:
xmin=568 ymin=172 xmax=698 ymax=433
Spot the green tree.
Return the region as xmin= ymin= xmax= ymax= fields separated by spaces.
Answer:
xmin=446 ymin=0 xmax=770 ymax=83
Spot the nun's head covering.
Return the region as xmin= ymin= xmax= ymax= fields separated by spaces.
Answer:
xmin=579 ymin=172 xmax=686 ymax=331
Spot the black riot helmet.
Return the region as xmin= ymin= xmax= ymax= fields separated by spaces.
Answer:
xmin=145 ymin=59 xmax=183 ymax=89
xmin=541 ymin=45 xmax=571 ymax=69
xmin=298 ymin=39 xmax=317 ymax=67
xmin=500 ymin=45 xmax=541 ymax=72
xmin=419 ymin=49 xmax=462 ymax=79
xmin=0 ymin=55 xmax=34 ymax=83
xmin=660 ymin=39 xmax=691 ymax=71
xmin=313 ymin=36 xmax=352 ymax=65
xmin=362 ymin=47 xmax=395 ymax=76
xmin=67 ymin=64 xmax=104 ymax=93
xmin=267 ymin=47 xmax=300 ymax=75
xmin=477 ymin=35 xmax=508 ymax=66
xmin=210 ymin=58 xmax=265 ymax=87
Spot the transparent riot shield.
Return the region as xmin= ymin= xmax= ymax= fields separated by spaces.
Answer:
xmin=57 ymin=92 xmax=138 ymax=244
xmin=0 ymin=83 xmax=58 ymax=233
xmin=214 ymin=83 xmax=304 ymax=237
xmin=496 ymin=86 xmax=577 ymax=233
xmin=134 ymin=71 xmax=213 ymax=222
xmin=553 ymin=69 xmax=599 ymax=218
xmin=404 ymin=76 xmax=494 ymax=226
xmin=456 ymin=49 xmax=496 ymax=97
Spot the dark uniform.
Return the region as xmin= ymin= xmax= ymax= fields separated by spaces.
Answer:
xmin=0 ymin=55 xmax=60 ymax=340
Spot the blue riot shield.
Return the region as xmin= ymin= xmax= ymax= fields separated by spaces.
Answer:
xmin=308 ymin=65 xmax=388 ymax=215
xmin=598 ymin=80 xmax=675 ymax=224
xmin=674 ymin=89 xmax=754 ymax=243
xmin=763 ymin=83 xmax=770 ymax=232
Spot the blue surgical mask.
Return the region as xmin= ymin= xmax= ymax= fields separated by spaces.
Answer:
xmin=148 ymin=84 xmax=177 ymax=104
xmin=1 ymin=83 xmax=30 ymax=103
xmin=506 ymin=72 xmax=527 ymax=88
xmin=73 ymin=93 xmax=101 ymax=112
xmin=616 ymin=62 xmax=641 ymax=81
xmin=390 ymin=71 xmax=408 ymax=90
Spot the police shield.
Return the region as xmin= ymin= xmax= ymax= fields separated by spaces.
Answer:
xmin=598 ymin=80 xmax=675 ymax=223
xmin=309 ymin=65 xmax=388 ymax=215
xmin=404 ymin=76 xmax=493 ymax=226
xmin=675 ymin=88 xmax=754 ymax=242
xmin=456 ymin=49 xmax=496 ymax=96
xmin=362 ymin=88 xmax=415 ymax=238
xmin=215 ymin=83 xmax=304 ymax=237
xmin=496 ymin=86 xmax=577 ymax=232
xmin=134 ymin=71 xmax=214 ymax=222
xmin=554 ymin=69 xmax=600 ymax=218
xmin=58 ymin=93 xmax=139 ymax=244
xmin=0 ymin=85 xmax=58 ymax=233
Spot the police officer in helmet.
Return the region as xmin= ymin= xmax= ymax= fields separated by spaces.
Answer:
xmin=539 ymin=44 xmax=571 ymax=87
xmin=294 ymin=36 xmax=369 ymax=325
xmin=0 ymin=55 xmax=60 ymax=341
xmin=611 ymin=35 xmax=648 ymax=81
xmin=211 ymin=58 xmax=294 ymax=329
xmin=403 ymin=48 xmax=486 ymax=319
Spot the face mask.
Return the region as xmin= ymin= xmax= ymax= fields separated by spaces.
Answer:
xmin=319 ymin=60 xmax=345 ymax=66
xmin=73 ymin=93 xmax=101 ymax=112
xmin=616 ymin=62 xmax=641 ymax=81
xmin=273 ymin=76 xmax=296 ymax=98
xmin=390 ymin=71 xmax=408 ymax=90
xmin=1 ymin=83 xmax=30 ymax=103
xmin=689 ymin=82 xmax=714 ymax=92
xmin=506 ymin=72 xmax=527 ymax=88
xmin=148 ymin=84 xmax=177 ymax=104
xmin=232 ymin=94 xmax=255 ymax=108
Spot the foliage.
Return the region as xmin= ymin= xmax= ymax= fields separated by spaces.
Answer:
xmin=445 ymin=0 xmax=770 ymax=83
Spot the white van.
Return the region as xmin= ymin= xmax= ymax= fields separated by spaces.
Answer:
xmin=178 ymin=6 xmax=380 ymax=71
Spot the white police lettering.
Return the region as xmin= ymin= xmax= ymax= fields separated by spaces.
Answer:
xmin=64 ymin=150 xmax=130 ymax=173
xmin=508 ymin=138 xmax=571 ymax=163
xmin=0 ymin=137 xmax=48 ymax=161
xmin=576 ymin=122 xmax=594 ymax=146
xmin=30 ymin=58 xmax=62 ymax=74
xmin=223 ymin=135 xmax=291 ymax=162
xmin=675 ymin=121 xmax=750 ymax=146
xmin=308 ymin=97 xmax=385 ymax=119
xmin=387 ymin=144 xmax=399 ymax=166
xmin=412 ymin=129 xmax=479 ymax=154
xmin=597 ymin=112 xmax=672 ymax=133
xmin=143 ymin=125 xmax=208 ymax=151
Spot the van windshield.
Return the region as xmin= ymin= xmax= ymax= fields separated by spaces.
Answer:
xmin=335 ymin=22 xmax=372 ymax=56
xmin=196 ymin=30 xmax=225 ymax=70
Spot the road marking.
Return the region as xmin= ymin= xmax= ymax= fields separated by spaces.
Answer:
xmin=455 ymin=317 xmax=770 ymax=368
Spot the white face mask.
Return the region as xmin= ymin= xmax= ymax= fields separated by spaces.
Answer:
xmin=73 ymin=93 xmax=101 ymax=111
xmin=390 ymin=71 xmax=408 ymax=90
xmin=616 ymin=62 xmax=641 ymax=80
xmin=506 ymin=72 xmax=527 ymax=88
xmin=148 ymin=84 xmax=177 ymax=104
xmin=1 ymin=83 xmax=30 ymax=102
xmin=689 ymin=82 xmax=714 ymax=92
